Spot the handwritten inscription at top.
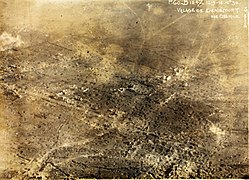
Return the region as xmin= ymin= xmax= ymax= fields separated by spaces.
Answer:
xmin=168 ymin=0 xmax=204 ymax=6
xmin=168 ymin=0 xmax=247 ymax=26
xmin=206 ymin=0 xmax=239 ymax=6
xmin=168 ymin=0 xmax=239 ymax=6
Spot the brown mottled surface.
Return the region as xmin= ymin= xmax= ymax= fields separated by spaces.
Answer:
xmin=0 ymin=0 xmax=248 ymax=179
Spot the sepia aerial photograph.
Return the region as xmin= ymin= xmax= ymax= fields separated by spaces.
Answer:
xmin=0 ymin=0 xmax=248 ymax=179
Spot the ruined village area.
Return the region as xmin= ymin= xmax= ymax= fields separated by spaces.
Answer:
xmin=0 ymin=0 xmax=248 ymax=179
